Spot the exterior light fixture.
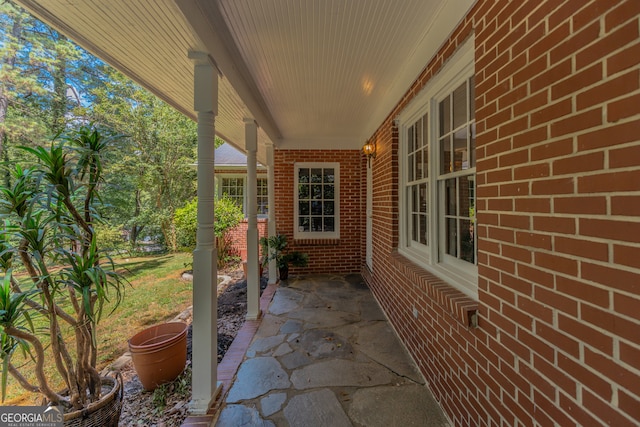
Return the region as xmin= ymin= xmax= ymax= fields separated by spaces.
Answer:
xmin=362 ymin=140 xmax=376 ymax=167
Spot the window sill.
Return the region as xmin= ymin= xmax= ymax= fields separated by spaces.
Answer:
xmin=390 ymin=251 xmax=478 ymax=328
xmin=294 ymin=238 xmax=340 ymax=246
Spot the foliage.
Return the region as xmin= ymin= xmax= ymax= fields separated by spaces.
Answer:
xmin=0 ymin=126 xmax=128 ymax=412
xmin=174 ymin=195 xmax=243 ymax=268
xmin=260 ymin=234 xmax=309 ymax=273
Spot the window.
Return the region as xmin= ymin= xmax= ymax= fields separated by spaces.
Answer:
xmin=257 ymin=178 xmax=268 ymax=215
xmin=220 ymin=177 xmax=245 ymax=211
xmin=218 ymin=176 xmax=269 ymax=217
xmin=398 ymin=40 xmax=476 ymax=298
xmin=294 ymin=163 xmax=339 ymax=239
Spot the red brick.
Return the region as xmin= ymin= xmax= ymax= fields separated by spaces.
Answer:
xmin=556 ymin=276 xmax=610 ymax=308
xmin=608 ymin=93 xmax=640 ymax=122
xmin=618 ymin=389 xmax=640 ymax=424
xmin=582 ymin=388 xmax=638 ymax=426
xmin=531 ymin=98 xmax=573 ymax=126
xmin=513 ymin=90 xmax=548 ymax=117
xmin=555 ymin=236 xmax=609 ymax=262
xmin=577 ymin=20 xmax=640 ymax=70
xmin=554 ymin=196 xmax=607 ymax=215
xmin=516 ymin=231 xmax=552 ymax=250
xmin=620 ymin=341 xmax=640 ymax=373
xmin=611 ymin=195 xmax=640 ymax=216
xmin=550 ymin=108 xmax=603 ymax=138
xmin=498 ymin=149 xmax=529 ymax=168
xmin=533 ymin=216 xmax=575 ymax=234
xmin=513 ymin=163 xmax=549 ymax=180
xmin=550 ymin=20 xmax=600 ymax=64
xmin=607 ymin=41 xmax=640 ymax=75
xmin=605 ymin=0 xmax=640 ymax=32
xmin=501 ymin=270 xmax=533 ymax=294
xmin=581 ymin=262 xmax=640 ymax=294
xmin=518 ymin=263 xmax=554 ymax=288
xmin=614 ymin=244 xmax=640 ymax=269
xmin=577 ymin=119 xmax=640 ymax=150
xmin=513 ymin=55 xmax=548 ymax=89
xmin=513 ymin=126 xmax=548 ymax=149
xmin=531 ymin=59 xmax=573 ymax=95
xmin=535 ymin=252 xmax=578 ymax=276
xmin=528 ymin=22 xmax=571 ymax=63
xmin=531 ymin=177 xmax=574 ymax=195
xmin=534 ymin=307 xmax=579 ymax=354
xmin=553 ymin=151 xmax=604 ymax=175
xmin=515 ymin=197 xmax=551 ymax=213
xmin=517 ymin=295 xmax=553 ymax=324
xmin=530 ymin=139 xmax=573 ymax=161
xmin=581 ymin=303 xmax=640 ymax=344
xmin=549 ymin=0 xmax=587 ymax=30
xmin=579 ymin=170 xmax=640 ymax=194
xmin=499 ymin=214 xmax=530 ymax=230
xmin=551 ymin=62 xmax=603 ymax=100
xmin=580 ymin=218 xmax=640 ymax=243
xmin=610 ymin=144 xmax=640 ymax=168
xmin=533 ymin=355 xmax=577 ymax=399
xmin=577 ymin=69 xmax=639 ymax=111
xmin=614 ymin=292 xmax=640 ymax=322
xmin=558 ymin=393 xmax=602 ymax=427
xmin=558 ymin=313 xmax=613 ymax=356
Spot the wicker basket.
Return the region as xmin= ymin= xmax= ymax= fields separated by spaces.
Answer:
xmin=63 ymin=374 xmax=123 ymax=427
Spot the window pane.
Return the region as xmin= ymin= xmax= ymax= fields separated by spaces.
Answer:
xmin=324 ymin=201 xmax=334 ymax=215
xmin=311 ymin=201 xmax=322 ymax=215
xmin=311 ymin=169 xmax=322 ymax=183
xmin=420 ymin=183 xmax=428 ymax=214
xmin=439 ymin=96 xmax=450 ymax=137
xmin=299 ymin=217 xmax=310 ymax=232
xmin=312 ymin=184 xmax=322 ymax=199
xmin=415 ymin=149 xmax=422 ymax=180
xmin=453 ymin=82 xmax=467 ymax=130
xmin=412 ymin=185 xmax=419 ymax=212
xmin=324 ymin=217 xmax=335 ymax=232
xmin=423 ymin=114 xmax=429 ymax=178
xmin=408 ymin=153 xmax=415 ymax=181
xmin=454 ymin=127 xmax=468 ymax=172
xmin=469 ymin=77 xmax=475 ymax=120
xmin=299 ymin=201 xmax=309 ymax=215
xmin=324 ymin=169 xmax=335 ymax=183
xmin=299 ymin=168 xmax=309 ymax=183
xmin=311 ymin=217 xmax=323 ymax=231
xmin=459 ymin=177 xmax=471 ymax=217
xmin=419 ymin=214 xmax=427 ymax=245
xmin=440 ymin=135 xmax=451 ymax=174
xmin=460 ymin=218 xmax=474 ymax=264
xmin=299 ymin=184 xmax=309 ymax=200
xmin=446 ymin=178 xmax=457 ymax=216
xmin=412 ymin=213 xmax=420 ymax=243
xmin=408 ymin=126 xmax=415 ymax=153
xmin=324 ymin=184 xmax=334 ymax=200
xmin=446 ymin=218 xmax=457 ymax=257
xmin=470 ymin=124 xmax=476 ymax=168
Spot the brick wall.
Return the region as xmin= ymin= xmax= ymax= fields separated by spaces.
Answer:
xmin=363 ymin=1 xmax=640 ymax=426
xmin=274 ymin=149 xmax=362 ymax=274
xmin=227 ymin=218 xmax=268 ymax=260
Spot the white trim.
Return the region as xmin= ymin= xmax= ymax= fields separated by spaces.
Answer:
xmin=397 ymin=38 xmax=477 ymax=299
xmin=294 ymin=162 xmax=340 ymax=240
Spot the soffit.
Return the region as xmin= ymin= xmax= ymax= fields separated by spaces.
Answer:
xmin=14 ymin=0 xmax=474 ymax=155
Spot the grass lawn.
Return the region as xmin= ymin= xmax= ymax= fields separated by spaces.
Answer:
xmin=3 ymin=252 xmax=195 ymax=405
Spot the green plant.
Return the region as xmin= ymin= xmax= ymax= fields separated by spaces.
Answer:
xmin=0 ymin=126 xmax=129 ymax=412
xmin=259 ymin=234 xmax=308 ymax=279
xmin=174 ymin=195 xmax=243 ymax=268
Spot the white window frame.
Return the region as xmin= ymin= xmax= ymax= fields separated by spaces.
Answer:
xmin=294 ymin=162 xmax=340 ymax=240
xmin=217 ymin=174 xmax=269 ymax=218
xmin=398 ymin=39 xmax=477 ymax=299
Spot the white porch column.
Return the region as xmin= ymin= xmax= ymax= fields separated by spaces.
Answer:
xmin=266 ymin=141 xmax=278 ymax=284
xmin=189 ymin=52 xmax=220 ymax=414
xmin=245 ymin=118 xmax=260 ymax=320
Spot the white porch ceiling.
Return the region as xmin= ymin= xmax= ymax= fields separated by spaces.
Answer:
xmin=15 ymin=0 xmax=474 ymax=158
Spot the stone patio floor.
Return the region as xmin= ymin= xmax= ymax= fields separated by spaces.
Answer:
xmin=184 ymin=274 xmax=450 ymax=427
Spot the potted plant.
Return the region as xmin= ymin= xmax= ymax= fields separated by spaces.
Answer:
xmin=260 ymin=234 xmax=308 ymax=280
xmin=0 ymin=126 xmax=128 ymax=425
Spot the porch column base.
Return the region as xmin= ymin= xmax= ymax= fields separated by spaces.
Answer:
xmin=188 ymin=381 xmax=222 ymax=415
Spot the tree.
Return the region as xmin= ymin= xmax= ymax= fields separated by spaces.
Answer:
xmin=0 ymin=126 xmax=127 ymax=411
xmin=90 ymin=68 xmax=198 ymax=251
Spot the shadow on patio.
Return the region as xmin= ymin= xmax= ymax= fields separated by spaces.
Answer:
xmin=184 ymin=274 xmax=450 ymax=426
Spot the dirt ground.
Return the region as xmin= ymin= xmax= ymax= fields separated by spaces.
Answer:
xmin=117 ymin=266 xmax=266 ymax=426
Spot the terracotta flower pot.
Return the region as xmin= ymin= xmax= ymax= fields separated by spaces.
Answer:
xmin=128 ymin=322 xmax=188 ymax=391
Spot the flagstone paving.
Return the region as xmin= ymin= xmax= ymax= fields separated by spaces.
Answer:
xmin=214 ymin=274 xmax=450 ymax=427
